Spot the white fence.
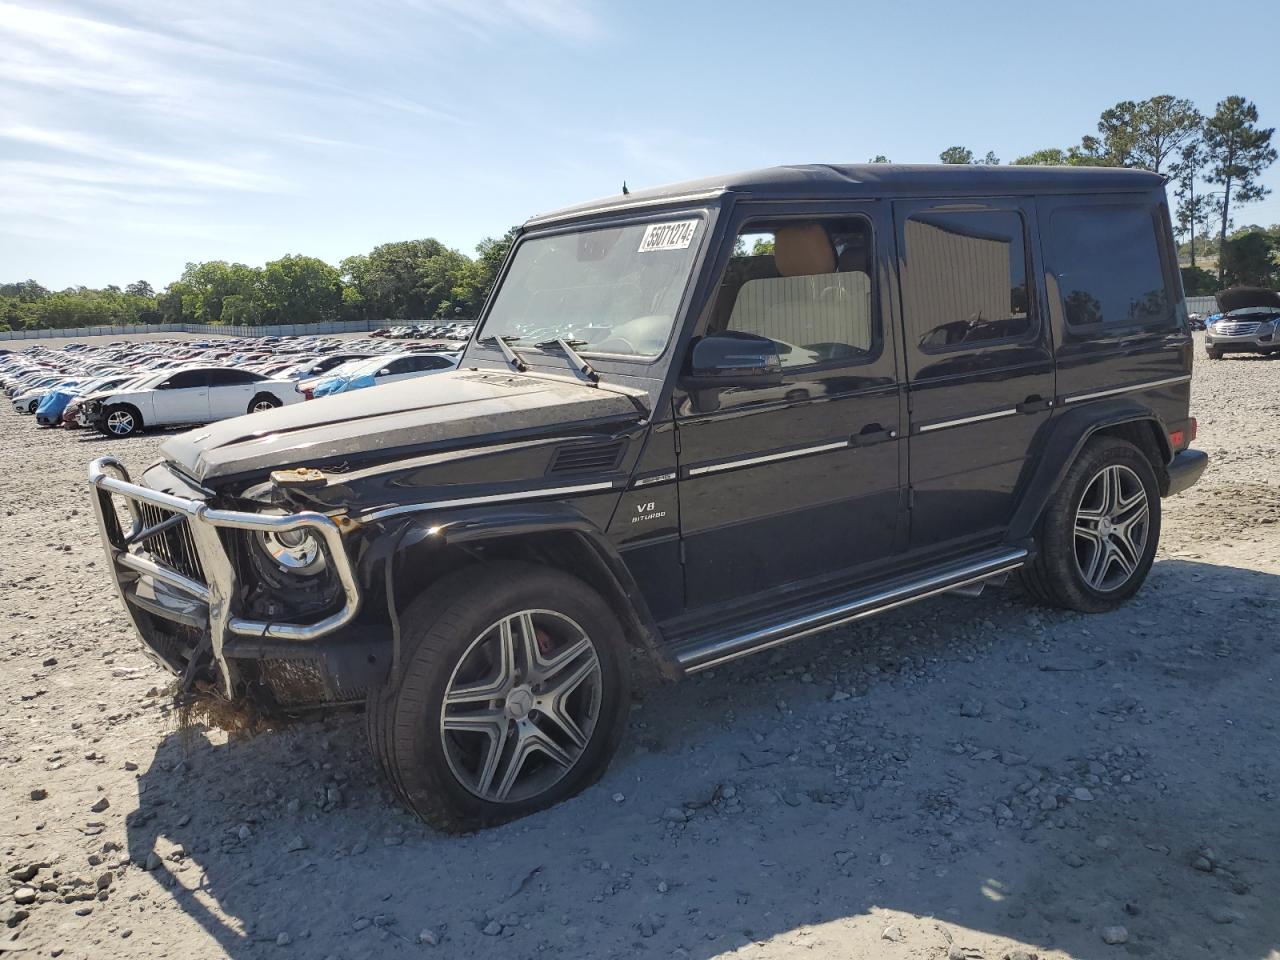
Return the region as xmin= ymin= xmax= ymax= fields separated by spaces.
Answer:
xmin=0 ymin=319 xmax=385 ymax=343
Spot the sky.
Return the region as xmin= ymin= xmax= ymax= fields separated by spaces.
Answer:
xmin=2 ymin=0 xmax=1279 ymax=290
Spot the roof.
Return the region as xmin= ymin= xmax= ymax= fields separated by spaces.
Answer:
xmin=528 ymin=163 xmax=1166 ymax=226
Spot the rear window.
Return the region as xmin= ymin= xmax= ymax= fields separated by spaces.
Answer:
xmin=1045 ymin=205 xmax=1176 ymax=333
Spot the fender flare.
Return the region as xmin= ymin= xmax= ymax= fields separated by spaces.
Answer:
xmin=1007 ymin=399 xmax=1172 ymax=542
xmin=359 ymin=502 xmax=678 ymax=679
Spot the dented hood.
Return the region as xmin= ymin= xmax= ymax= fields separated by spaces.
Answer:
xmin=160 ymin=369 xmax=645 ymax=484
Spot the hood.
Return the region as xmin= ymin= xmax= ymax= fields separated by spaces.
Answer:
xmin=160 ymin=369 xmax=647 ymax=483
xmin=1216 ymin=287 xmax=1280 ymax=314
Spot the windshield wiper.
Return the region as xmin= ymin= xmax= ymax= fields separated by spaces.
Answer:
xmin=535 ymin=338 xmax=600 ymax=385
xmin=478 ymin=334 xmax=528 ymax=372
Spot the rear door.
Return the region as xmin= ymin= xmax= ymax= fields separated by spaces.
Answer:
xmin=674 ymin=202 xmax=905 ymax=611
xmin=894 ymin=198 xmax=1054 ymax=552
xmin=208 ymin=369 xmax=261 ymax=419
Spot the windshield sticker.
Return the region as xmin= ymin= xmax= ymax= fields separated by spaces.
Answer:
xmin=638 ymin=220 xmax=698 ymax=253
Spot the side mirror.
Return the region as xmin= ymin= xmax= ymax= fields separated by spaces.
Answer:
xmin=680 ymin=331 xmax=783 ymax=390
xmin=378 ymin=368 xmax=390 ymax=377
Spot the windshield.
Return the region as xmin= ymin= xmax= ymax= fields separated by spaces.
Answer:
xmin=478 ymin=215 xmax=705 ymax=358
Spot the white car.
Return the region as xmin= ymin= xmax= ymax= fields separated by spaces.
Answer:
xmin=309 ymin=351 xmax=459 ymax=397
xmin=84 ymin=366 xmax=301 ymax=438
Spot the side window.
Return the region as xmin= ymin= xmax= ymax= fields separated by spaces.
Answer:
xmin=709 ymin=217 xmax=877 ymax=367
xmin=383 ymin=358 xmax=412 ymax=374
xmin=901 ymin=210 xmax=1032 ymax=351
xmin=208 ymin=369 xmax=258 ymax=386
xmin=164 ymin=370 xmax=207 ymax=389
xmin=1045 ymin=204 xmax=1175 ymax=333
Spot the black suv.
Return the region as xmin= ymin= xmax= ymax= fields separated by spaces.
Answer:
xmin=88 ymin=164 xmax=1207 ymax=831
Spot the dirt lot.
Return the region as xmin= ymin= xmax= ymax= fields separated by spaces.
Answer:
xmin=2 ymin=334 xmax=1278 ymax=960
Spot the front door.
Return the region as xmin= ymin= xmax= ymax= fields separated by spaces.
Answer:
xmin=893 ymin=197 xmax=1055 ymax=552
xmin=156 ymin=369 xmax=211 ymax=424
xmin=674 ymin=204 xmax=905 ymax=613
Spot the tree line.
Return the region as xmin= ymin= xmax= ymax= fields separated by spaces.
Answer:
xmin=0 ymin=230 xmax=517 ymax=332
xmin=5 ymin=95 xmax=1276 ymax=332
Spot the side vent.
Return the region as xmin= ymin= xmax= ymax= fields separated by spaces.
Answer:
xmin=550 ymin=441 xmax=625 ymax=475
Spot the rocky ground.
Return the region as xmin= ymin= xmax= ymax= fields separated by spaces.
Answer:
xmin=2 ymin=334 xmax=1278 ymax=960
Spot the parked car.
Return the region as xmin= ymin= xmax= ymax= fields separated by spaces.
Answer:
xmin=88 ymin=164 xmax=1205 ymax=831
xmin=1204 ymin=288 xmax=1280 ymax=359
xmin=310 ymin=351 xmax=459 ymax=397
xmin=36 ymin=374 xmax=132 ymax=426
xmin=82 ymin=366 xmax=301 ymax=437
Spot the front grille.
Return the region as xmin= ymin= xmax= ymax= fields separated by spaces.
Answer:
xmin=550 ymin=440 xmax=624 ymax=474
xmin=135 ymin=502 xmax=206 ymax=584
xmin=1215 ymin=321 xmax=1261 ymax=336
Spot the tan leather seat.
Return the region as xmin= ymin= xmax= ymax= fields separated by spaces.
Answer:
xmin=774 ymin=224 xmax=836 ymax=277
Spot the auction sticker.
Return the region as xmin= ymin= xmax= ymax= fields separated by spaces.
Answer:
xmin=638 ymin=219 xmax=698 ymax=252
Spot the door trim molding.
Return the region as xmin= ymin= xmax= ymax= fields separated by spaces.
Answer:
xmin=1061 ymin=374 xmax=1191 ymax=405
xmin=916 ymin=407 xmax=1018 ymax=434
xmin=685 ymin=439 xmax=852 ymax=477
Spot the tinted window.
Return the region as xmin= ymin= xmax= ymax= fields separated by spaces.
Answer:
xmin=711 ymin=217 xmax=878 ymax=367
xmin=902 ymin=210 xmax=1031 ymax=351
xmin=163 ymin=370 xmax=207 ymax=389
xmin=1046 ymin=205 xmax=1174 ymax=331
xmin=208 ymin=369 xmax=261 ymax=386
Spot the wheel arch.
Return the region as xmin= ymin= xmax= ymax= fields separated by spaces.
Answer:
xmin=364 ymin=504 xmax=677 ymax=679
xmin=104 ymin=400 xmax=144 ymax=430
xmin=1008 ymin=400 xmax=1172 ymax=542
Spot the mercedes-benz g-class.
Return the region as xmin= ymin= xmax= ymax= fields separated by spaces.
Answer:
xmin=88 ymin=164 xmax=1207 ymax=830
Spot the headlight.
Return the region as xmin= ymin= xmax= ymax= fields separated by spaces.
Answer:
xmin=256 ymin=527 xmax=327 ymax=577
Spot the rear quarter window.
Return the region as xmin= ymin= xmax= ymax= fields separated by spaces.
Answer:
xmin=1045 ymin=204 xmax=1177 ymax=336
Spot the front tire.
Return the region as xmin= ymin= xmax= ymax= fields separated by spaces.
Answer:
xmin=369 ymin=561 xmax=630 ymax=831
xmin=1019 ymin=437 xmax=1160 ymax=613
xmin=99 ymin=405 xmax=141 ymax=438
xmin=1206 ymin=348 xmax=1223 ymax=360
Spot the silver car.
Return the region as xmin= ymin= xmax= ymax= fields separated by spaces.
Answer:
xmin=1205 ymin=287 xmax=1280 ymax=359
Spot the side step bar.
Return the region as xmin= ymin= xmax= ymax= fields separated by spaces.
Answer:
xmin=674 ymin=548 xmax=1028 ymax=674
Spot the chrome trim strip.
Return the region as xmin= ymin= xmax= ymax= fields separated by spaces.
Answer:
xmin=687 ymin=440 xmax=850 ymax=477
xmin=525 ymin=189 xmax=725 ymax=226
xmin=917 ymin=408 xmax=1018 ymax=434
xmin=634 ymin=472 xmax=677 ymax=488
xmin=678 ymin=549 xmax=1029 ymax=673
xmin=361 ymin=481 xmax=619 ymax=522
xmin=1062 ymin=374 xmax=1191 ymax=404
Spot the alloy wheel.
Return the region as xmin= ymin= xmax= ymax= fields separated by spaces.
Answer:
xmin=1073 ymin=464 xmax=1149 ymax=591
xmin=439 ymin=610 xmax=602 ymax=804
xmin=106 ymin=410 xmax=135 ymax=436
xmin=251 ymin=399 xmax=276 ymax=413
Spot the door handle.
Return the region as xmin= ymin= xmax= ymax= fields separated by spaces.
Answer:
xmin=1016 ymin=395 xmax=1052 ymax=414
xmin=852 ymin=423 xmax=898 ymax=446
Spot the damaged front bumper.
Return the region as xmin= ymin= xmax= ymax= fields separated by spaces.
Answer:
xmin=87 ymin=456 xmax=364 ymax=703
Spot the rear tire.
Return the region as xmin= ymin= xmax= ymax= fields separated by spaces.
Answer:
xmin=367 ymin=561 xmax=630 ymax=832
xmin=248 ymin=393 xmax=282 ymax=414
xmin=98 ymin=404 xmax=141 ymax=438
xmin=1019 ymin=437 xmax=1160 ymax=613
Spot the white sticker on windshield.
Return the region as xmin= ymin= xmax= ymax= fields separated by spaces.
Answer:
xmin=638 ymin=219 xmax=699 ymax=253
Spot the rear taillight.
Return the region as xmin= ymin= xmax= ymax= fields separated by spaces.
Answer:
xmin=1189 ymin=417 xmax=1198 ymax=442
xmin=302 ymin=388 xmax=314 ymax=401
xmin=1169 ymin=429 xmax=1184 ymax=450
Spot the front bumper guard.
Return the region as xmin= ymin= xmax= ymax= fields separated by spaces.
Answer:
xmin=87 ymin=456 xmax=361 ymax=696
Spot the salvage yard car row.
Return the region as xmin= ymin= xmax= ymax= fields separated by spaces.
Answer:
xmin=0 ymin=333 xmax=460 ymax=437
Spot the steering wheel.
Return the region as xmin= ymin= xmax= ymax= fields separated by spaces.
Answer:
xmin=594 ymin=337 xmax=636 ymax=354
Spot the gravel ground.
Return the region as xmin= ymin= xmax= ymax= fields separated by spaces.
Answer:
xmin=2 ymin=334 xmax=1278 ymax=960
